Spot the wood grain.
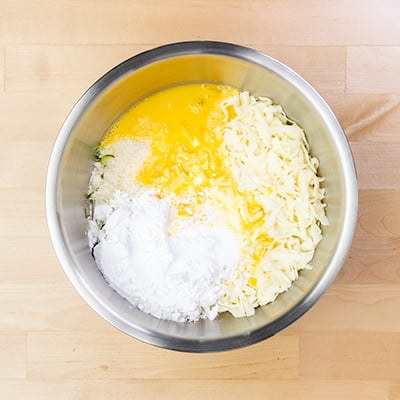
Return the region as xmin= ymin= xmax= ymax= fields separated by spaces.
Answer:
xmin=1 ymin=0 xmax=400 ymax=398
xmin=5 ymin=45 xmax=345 ymax=95
xmin=0 ymin=332 xmax=26 ymax=379
xmin=26 ymin=331 xmax=298 ymax=380
xmin=1 ymin=0 xmax=399 ymax=46
xmin=0 ymin=93 xmax=78 ymax=140
xmin=347 ymin=47 xmax=400 ymax=94
xmin=0 ymin=140 xmax=52 ymax=188
xmin=300 ymin=332 xmax=400 ymax=380
xmin=1 ymin=188 xmax=47 ymax=238
xmin=327 ymin=93 xmax=400 ymax=142
xmin=350 ymin=142 xmax=400 ymax=189
xmin=341 ymin=227 xmax=400 ymax=284
xmin=0 ymin=286 xmax=111 ymax=332
xmin=0 ymin=46 xmax=4 ymax=92
xmin=336 ymin=189 xmax=400 ymax=284
xmin=255 ymin=46 xmax=345 ymax=94
xmin=0 ymin=250 xmax=63 ymax=286
xmin=390 ymin=382 xmax=400 ymax=400
xmin=5 ymin=44 xmax=150 ymax=94
xmin=295 ymin=284 xmax=400 ymax=332
xmin=0 ymin=379 xmax=390 ymax=400
xmin=357 ymin=190 xmax=400 ymax=238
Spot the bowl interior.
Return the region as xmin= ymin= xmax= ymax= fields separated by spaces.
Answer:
xmin=47 ymin=43 xmax=357 ymax=352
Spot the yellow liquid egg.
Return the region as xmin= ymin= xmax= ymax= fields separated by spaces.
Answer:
xmin=102 ymin=83 xmax=239 ymax=213
xmin=101 ymin=83 xmax=271 ymax=277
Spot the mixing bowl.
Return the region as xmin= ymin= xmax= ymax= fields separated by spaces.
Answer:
xmin=46 ymin=41 xmax=357 ymax=352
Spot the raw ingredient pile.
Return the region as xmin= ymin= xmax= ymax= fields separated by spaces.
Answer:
xmin=87 ymin=83 xmax=328 ymax=322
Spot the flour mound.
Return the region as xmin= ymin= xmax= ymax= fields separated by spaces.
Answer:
xmin=89 ymin=191 xmax=238 ymax=322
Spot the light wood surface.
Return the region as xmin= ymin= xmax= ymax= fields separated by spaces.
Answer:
xmin=1 ymin=1 xmax=399 ymax=398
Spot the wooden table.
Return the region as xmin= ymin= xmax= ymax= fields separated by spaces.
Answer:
xmin=1 ymin=1 xmax=399 ymax=398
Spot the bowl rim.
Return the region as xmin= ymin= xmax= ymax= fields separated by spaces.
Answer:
xmin=46 ymin=40 xmax=358 ymax=352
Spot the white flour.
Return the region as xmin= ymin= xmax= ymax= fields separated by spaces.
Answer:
xmin=88 ymin=190 xmax=239 ymax=322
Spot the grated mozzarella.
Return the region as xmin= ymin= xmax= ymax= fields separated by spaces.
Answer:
xmin=217 ymin=92 xmax=328 ymax=317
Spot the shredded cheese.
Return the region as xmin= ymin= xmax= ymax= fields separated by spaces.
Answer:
xmin=217 ymin=91 xmax=328 ymax=317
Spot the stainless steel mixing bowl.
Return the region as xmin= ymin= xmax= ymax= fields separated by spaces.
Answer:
xmin=46 ymin=41 xmax=357 ymax=352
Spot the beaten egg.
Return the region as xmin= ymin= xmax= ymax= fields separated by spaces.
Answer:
xmin=100 ymin=83 xmax=273 ymax=285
